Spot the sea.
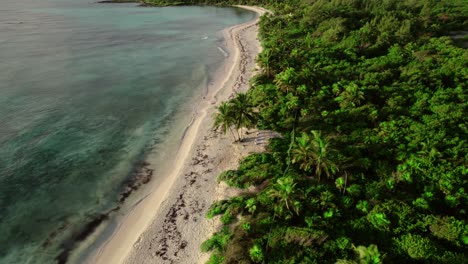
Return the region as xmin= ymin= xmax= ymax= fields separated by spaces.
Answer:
xmin=0 ymin=0 xmax=255 ymax=263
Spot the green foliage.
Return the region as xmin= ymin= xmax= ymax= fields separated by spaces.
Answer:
xmin=206 ymin=196 xmax=246 ymax=223
xmin=206 ymin=254 xmax=224 ymax=264
xmin=366 ymin=211 xmax=391 ymax=231
xmin=213 ymin=101 xmax=236 ymax=141
xmin=212 ymin=92 xmax=257 ymax=142
xmin=249 ymin=244 xmax=263 ymax=263
xmin=206 ymin=200 xmax=229 ymax=219
xmin=199 ymin=0 xmax=468 ymax=263
xmin=284 ymin=227 xmax=328 ymax=247
xmin=394 ymin=234 xmax=438 ymax=260
xmin=336 ymin=237 xmax=351 ymax=250
xmin=354 ymin=244 xmax=383 ymax=264
xmin=291 ymin=130 xmax=339 ymax=181
xmin=267 ymin=227 xmax=328 ymax=249
xmin=356 ymin=200 xmax=369 ymax=214
xmin=267 ymin=176 xmax=299 ymax=217
xmin=201 ymin=227 xmax=232 ymax=252
xmin=241 ymin=221 xmax=251 ymax=232
xmin=346 ymin=184 xmax=362 ymax=197
xmin=428 ymin=216 xmax=468 ymax=245
xmin=337 ymin=244 xmax=384 ymax=264
xmin=218 ymin=153 xmax=280 ymax=188
xmin=220 ymin=208 xmax=235 ymax=225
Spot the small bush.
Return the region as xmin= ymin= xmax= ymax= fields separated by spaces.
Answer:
xmin=206 ymin=200 xmax=229 ymax=219
xmin=249 ymin=244 xmax=264 ymax=263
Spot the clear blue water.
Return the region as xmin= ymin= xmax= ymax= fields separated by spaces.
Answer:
xmin=0 ymin=1 xmax=254 ymax=263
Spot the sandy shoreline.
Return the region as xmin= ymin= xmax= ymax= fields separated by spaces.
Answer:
xmin=86 ymin=5 xmax=268 ymax=264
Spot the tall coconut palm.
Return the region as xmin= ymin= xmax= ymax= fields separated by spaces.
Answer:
xmin=339 ymin=82 xmax=365 ymax=108
xmin=258 ymin=47 xmax=273 ymax=77
xmin=213 ymin=101 xmax=237 ymax=141
xmin=229 ymin=93 xmax=257 ymax=141
xmin=273 ymin=67 xmax=296 ymax=93
xmin=267 ymin=176 xmax=299 ymax=216
xmin=291 ymin=130 xmax=338 ymax=181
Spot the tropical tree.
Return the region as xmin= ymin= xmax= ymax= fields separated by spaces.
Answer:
xmin=267 ymin=176 xmax=300 ymax=217
xmin=258 ymin=47 xmax=274 ymax=77
xmin=229 ymin=93 xmax=257 ymax=141
xmin=202 ymin=0 xmax=468 ymax=263
xmin=335 ymin=82 xmax=365 ymax=108
xmin=273 ymin=67 xmax=297 ymax=93
xmin=336 ymin=244 xmax=384 ymax=264
xmin=213 ymin=101 xmax=237 ymax=141
xmin=291 ymin=130 xmax=338 ymax=181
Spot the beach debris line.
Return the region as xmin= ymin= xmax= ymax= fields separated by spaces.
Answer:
xmin=154 ymin=138 xmax=214 ymax=262
xmin=52 ymin=160 xmax=155 ymax=264
xmin=119 ymin=160 xmax=154 ymax=202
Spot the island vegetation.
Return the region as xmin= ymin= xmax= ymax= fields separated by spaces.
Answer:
xmin=207 ymin=0 xmax=468 ymax=263
xmin=118 ymin=0 xmax=468 ymax=263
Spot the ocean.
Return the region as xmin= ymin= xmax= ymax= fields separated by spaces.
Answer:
xmin=0 ymin=1 xmax=255 ymax=263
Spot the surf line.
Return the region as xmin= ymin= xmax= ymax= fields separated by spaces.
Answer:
xmin=217 ymin=46 xmax=228 ymax=57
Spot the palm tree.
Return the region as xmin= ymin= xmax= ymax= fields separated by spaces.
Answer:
xmin=229 ymin=93 xmax=257 ymax=141
xmin=213 ymin=101 xmax=237 ymax=141
xmin=267 ymin=177 xmax=299 ymax=216
xmin=336 ymin=244 xmax=383 ymax=264
xmin=291 ymin=132 xmax=314 ymax=171
xmin=291 ymin=130 xmax=338 ymax=181
xmin=258 ymin=47 xmax=273 ymax=77
xmin=339 ymin=82 xmax=365 ymax=108
xmin=273 ymin=67 xmax=296 ymax=93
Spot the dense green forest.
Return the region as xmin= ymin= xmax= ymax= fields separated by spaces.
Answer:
xmin=159 ymin=0 xmax=468 ymax=263
xmin=207 ymin=0 xmax=468 ymax=263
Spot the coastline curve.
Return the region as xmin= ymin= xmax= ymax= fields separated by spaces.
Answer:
xmin=83 ymin=5 xmax=266 ymax=264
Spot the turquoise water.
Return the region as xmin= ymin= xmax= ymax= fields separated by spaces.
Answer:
xmin=0 ymin=1 xmax=254 ymax=263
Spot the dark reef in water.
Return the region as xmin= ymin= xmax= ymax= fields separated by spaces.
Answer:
xmin=56 ymin=213 xmax=111 ymax=264
xmin=119 ymin=161 xmax=153 ymax=203
xmin=53 ymin=161 xmax=154 ymax=264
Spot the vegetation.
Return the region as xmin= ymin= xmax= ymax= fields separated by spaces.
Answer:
xmin=213 ymin=93 xmax=257 ymax=142
xmin=139 ymin=0 xmax=468 ymax=262
xmin=207 ymin=0 xmax=468 ymax=263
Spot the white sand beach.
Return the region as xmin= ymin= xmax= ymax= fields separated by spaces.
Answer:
xmin=87 ymin=5 xmax=269 ymax=264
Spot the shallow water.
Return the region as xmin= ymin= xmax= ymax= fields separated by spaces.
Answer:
xmin=0 ymin=1 xmax=254 ymax=263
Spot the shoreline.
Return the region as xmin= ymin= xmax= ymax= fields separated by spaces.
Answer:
xmin=85 ymin=5 xmax=267 ymax=264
